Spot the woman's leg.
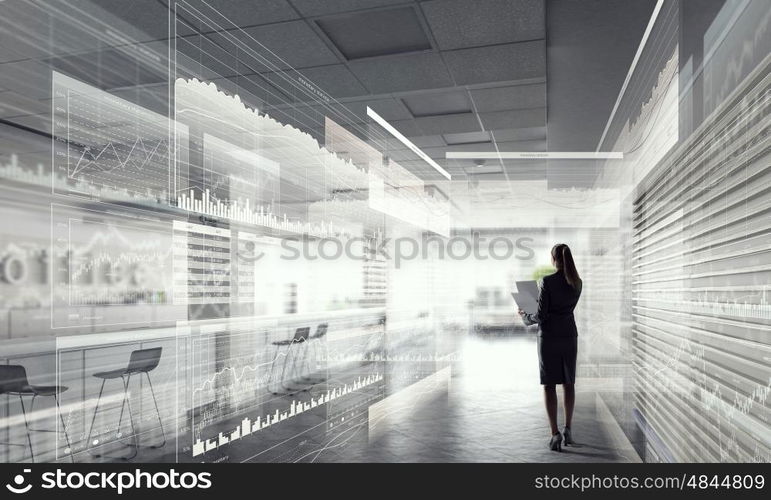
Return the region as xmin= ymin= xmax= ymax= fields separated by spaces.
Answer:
xmin=563 ymin=383 xmax=575 ymax=428
xmin=543 ymin=384 xmax=559 ymax=434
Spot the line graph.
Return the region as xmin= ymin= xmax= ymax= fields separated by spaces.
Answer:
xmin=66 ymin=219 xmax=172 ymax=305
xmin=189 ymin=331 xmax=378 ymax=401
xmin=70 ymin=137 xmax=168 ymax=178
xmin=188 ymin=323 xmax=279 ymax=440
xmin=51 ymin=203 xmax=174 ymax=328
xmin=52 ymin=71 xmax=187 ymax=203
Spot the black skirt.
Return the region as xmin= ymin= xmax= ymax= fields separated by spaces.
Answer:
xmin=537 ymin=336 xmax=577 ymax=385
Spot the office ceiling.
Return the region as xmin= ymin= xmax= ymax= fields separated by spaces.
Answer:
xmin=0 ymin=0 xmax=656 ymax=187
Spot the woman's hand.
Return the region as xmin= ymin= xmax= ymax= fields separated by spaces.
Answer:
xmin=517 ymin=308 xmax=525 ymax=316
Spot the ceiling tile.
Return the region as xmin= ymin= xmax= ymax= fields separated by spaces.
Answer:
xmin=109 ymin=83 xmax=169 ymax=115
xmin=0 ymin=36 xmax=37 ymax=65
xmin=380 ymin=118 xmax=419 ymax=137
xmin=0 ymin=60 xmax=52 ymax=99
xmin=0 ymin=90 xmax=49 ymax=119
xmin=171 ymin=46 xmax=236 ymax=81
xmin=470 ymin=83 xmax=546 ymax=113
xmin=402 ymin=91 xmax=471 ymax=117
xmin=373 ymin=134 xmax=447 ymax=151
xmin=316 ymin=6 xmax=431 ymax=60
xmin=411 ymin=135 xmax=447 ymax=148
xmin=479 ymin=108 xmax=546 ymax=129
xmin=0 ymin=1 xmax=108 ymax=61
xmin=410 ymin=112 xmax=478 ymax=135
xmin=496 ymin=139 xmax=548 ymax=152
xmin=342 ymin=97 xmax=413 ymax=121
xmin=74 ymin=0 xmax=171 ymax=40
xmin=410 ymin=113 xmax=481 ymax=135
xmin=178 ymin=0 xmax=299 ymax=29
xmin=492 ymin=126 xmax=547 ymax=142
xmin=443 ymin=41 xmax=545 ymax=85
xmin=443 ymin=131 xmax=492 ymax=145
xmin=349 ymin=52 xmax=453 ymax=93
xmin=227 ymin=21 xmax=340 ymax=70
xmin=421 ymin=0 xmax=544 ymax=50
xmin=266 ymin=65 xmax=368 ymax=99
xmin=0 ymin=2 xmax=52 ymax=62
xmin=424 ymin=142 xmax=499 ymax=159
xmin=48 ymin=48 xmax=167 ymax=89
xmin=177 ymin=35 xmax=256 ymax=78
xmin=292 ymin=0 xmax=411 ymax=17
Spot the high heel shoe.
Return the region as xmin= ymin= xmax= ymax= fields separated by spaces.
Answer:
xmin=563 ymin=426 xmax=574 ymax=446
xmin=549 ymin=432 xmax=562 ymax=452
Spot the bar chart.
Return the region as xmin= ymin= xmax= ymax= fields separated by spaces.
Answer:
xmin=191 ymin=373 xmax=383 ymax=456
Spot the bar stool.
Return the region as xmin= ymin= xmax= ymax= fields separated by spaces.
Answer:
xmin=85 ymin=347 xmax=165 ymax=460
xmin=301 ymin=323 xmax=328 ymax=384
xmin=266 ymin=327 xmax=310 ymax=394
xmin=0 ymin=365 xmax=74 ymax=463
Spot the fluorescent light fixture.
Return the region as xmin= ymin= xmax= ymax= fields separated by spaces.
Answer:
xmin=366 ymin=106 xmax=451 ymax=180
xmin=446 ymin=152 xmax=624 ymax=160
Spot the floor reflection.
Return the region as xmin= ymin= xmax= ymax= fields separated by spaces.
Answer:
xmin=69 ymin=331 xmax=634 ymax=463
xmin=335 ymin=333 xmax=631 ymax=463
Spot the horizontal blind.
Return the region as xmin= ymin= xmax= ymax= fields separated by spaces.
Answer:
xmin=631 ymin=55 xmax=771 ymax=462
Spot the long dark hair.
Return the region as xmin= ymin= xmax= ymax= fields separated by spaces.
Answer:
xmin=552 ymin=243 xmax=581 ymax=288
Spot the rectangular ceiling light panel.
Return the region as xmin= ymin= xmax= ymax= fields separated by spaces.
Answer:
xmin=446 ymin=152 xmax=624 ymax=160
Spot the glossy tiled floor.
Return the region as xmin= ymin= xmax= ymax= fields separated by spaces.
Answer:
xmin=311 ymin=334 xmax=635 ymax=463
xmin=73 ymin=332 xmax=636 ymax=463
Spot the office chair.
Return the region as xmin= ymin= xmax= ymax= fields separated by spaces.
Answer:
xmin=0 ymin=365 xmax=74 ymax=463
xmin=86 ymin=347 xmax=166 ymax=460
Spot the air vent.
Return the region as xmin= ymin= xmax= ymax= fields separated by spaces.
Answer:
xmin=316 ymin=6 xmax=431 ymax=60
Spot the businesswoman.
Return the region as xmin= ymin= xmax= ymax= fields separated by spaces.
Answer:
xmin=518 ymin=243 xmax=582 ymax=452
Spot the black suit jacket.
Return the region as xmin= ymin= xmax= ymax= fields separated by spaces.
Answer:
xmin=522 ymin=270 xmax=582 ymax=337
